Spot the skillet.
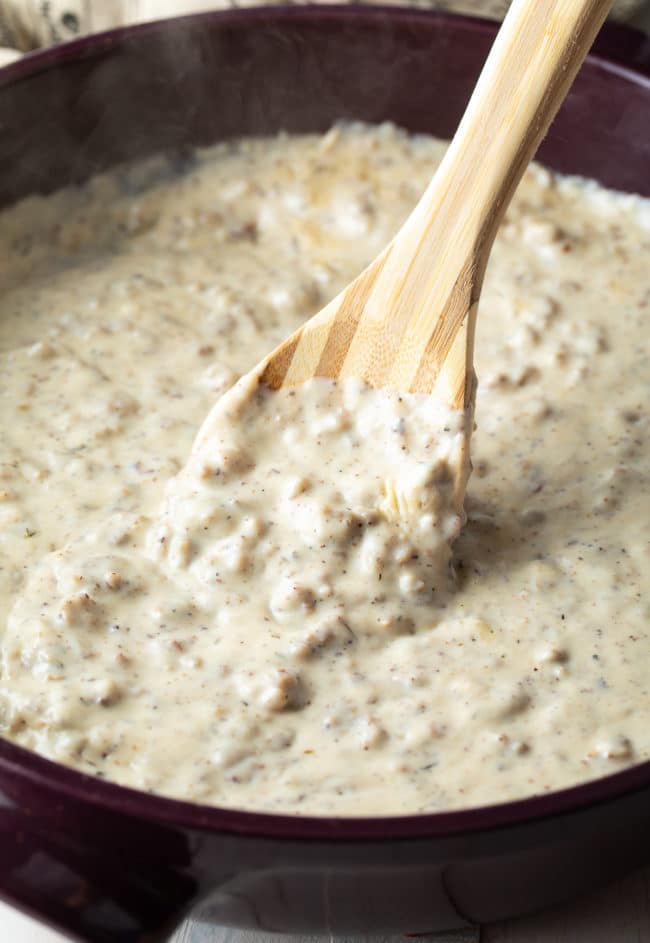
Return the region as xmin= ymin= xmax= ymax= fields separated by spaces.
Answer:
xmin=0 ymin=8 xmax=648 ymax=941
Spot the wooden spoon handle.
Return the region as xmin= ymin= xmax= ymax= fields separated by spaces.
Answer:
xmin=338 ymin=0 xmax=612 ymax=403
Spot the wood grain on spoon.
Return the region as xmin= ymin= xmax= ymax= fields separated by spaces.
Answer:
xmin=260 ymin=0 xmax=612 ymax=409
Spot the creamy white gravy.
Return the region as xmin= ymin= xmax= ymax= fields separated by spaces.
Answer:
xmin=0 ymin=124 xmax=648 ymax=815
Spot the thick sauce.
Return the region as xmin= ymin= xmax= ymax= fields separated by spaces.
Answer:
xmin=0 ymin=124 xmax=648 ymax=814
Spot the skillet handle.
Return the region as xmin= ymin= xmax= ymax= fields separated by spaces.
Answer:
xmin=0 ymin=751 xmax=198 ymax=942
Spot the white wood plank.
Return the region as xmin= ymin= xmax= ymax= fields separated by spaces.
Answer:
xmin=172 ymin=926 xmax=479 ymax=942
xmin=0 ymin=901 xmax=67 ymax=942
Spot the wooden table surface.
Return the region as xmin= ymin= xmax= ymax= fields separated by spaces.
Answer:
xmin=172 ymin=864 xmax=650 ymax=942
xmin=168 ymin=863 xmax=650 ymax=941
xmin=1 ymin=863 xmax=649 ymax=940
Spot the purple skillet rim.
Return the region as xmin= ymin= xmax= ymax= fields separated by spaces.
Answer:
xmin=0 ymin=5 xmax=648 ymax=843
xmin=0 ymin=5 xmax=648 ymax=89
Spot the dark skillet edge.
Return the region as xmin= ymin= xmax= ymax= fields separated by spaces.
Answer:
xmin=1 ymin=732 xmax=650 ymax=842
xmin=0 ymin=6 xmax=485 ymax=87
xmin=0 ymin=4 xmax=648 ymax=88
xmin=0 ymin=2 xmax=648 ymax=843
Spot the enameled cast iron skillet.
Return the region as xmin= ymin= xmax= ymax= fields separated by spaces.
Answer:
xmin=0 ymin=9 xmax=649 ymax=941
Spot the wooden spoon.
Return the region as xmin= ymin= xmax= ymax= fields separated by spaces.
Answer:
xmin=259 ymin=0 xmax=611 ymax=414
